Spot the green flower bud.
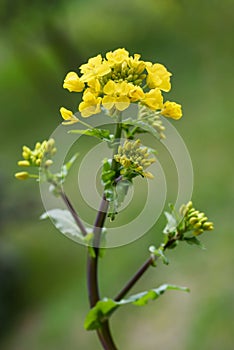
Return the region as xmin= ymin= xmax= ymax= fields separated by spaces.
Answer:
xmin=202 ymin=222 xmax=214 ymax=230
xmin=193 ymin=229 xmax=204 ymax=236
xmin=189 ymin=217 xmax=198 ymax=225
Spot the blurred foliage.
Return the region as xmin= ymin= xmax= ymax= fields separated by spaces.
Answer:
xmin=0 ymin=0 xmax=233 ymax=349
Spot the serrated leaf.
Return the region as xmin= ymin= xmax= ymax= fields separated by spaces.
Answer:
xmin=69 ymin=128 xmax=113 ymax=142
xmin=84 ymin=284 xmax=189 ymax=330
xmin=40 ymin=209 xmax=88 ymax=243
xmin=163 ymin=211 xmax=177 ymax=234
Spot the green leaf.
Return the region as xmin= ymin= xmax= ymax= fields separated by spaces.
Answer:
xmin=123 ymin=284 xmax=189 ymax=306
xmin=84 ymin=298 xmax=118 ymax=330
xmin=84 ymin=284 xmax=189 ymax=330
xmin=149 ymin=245 xmax=169 ymax=265
xmin=40 ymin=209 xmax=90 ymax=243
xmin=183 ymin=236 xmax=205 ymax=249
xmin=69 ymin=128 xmax=113 ymax=142
xmin=163 ymin=211 xmax=177 ymax=234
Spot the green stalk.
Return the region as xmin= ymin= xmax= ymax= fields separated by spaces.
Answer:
xmin=87 ymin=112 xmax=122 ymax=350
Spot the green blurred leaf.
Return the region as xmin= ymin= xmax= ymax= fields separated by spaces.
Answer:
xmin=40 ymin=209 xmax=92 ymax=243
xmin=84 ymin=298 xmax=118 ymax=330
xmin=183 ymin=236 xmax=205 ymax=249
xmin=84 ymin=284 xmax=189 ymax=330
xmin=163 ymin=211 xmax=177 ymax=234
xmin=149 ymin=245 xmax=169 ymax=265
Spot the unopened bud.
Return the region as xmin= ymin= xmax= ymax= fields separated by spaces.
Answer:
xmin=45 ymin=159 xmax=53 ymax=167
xmin=18 ymin=160 xmax=30 ymax=167
xmin=15 ymin=171 xmax=29 ymax=180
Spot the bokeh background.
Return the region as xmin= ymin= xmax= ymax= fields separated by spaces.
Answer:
xmin=0 ymin=0 xmax=233 ymax=349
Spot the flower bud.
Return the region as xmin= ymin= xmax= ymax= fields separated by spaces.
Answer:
xmin=15 ymin=171 xmax=29 ymax=180
xmin=45 ymin=159 xmax=53 ymax=167
xmin=18 ymin=160 xmax=30 ymax=167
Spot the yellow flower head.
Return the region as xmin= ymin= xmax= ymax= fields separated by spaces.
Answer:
xmin=61 ymin=48 xmax=182 ymax=119
xmin=60 ymin=107 xmax=80 ymax=125
xmin=79 ymin=91 xmax=102 ymax=117
xmin=161 ymin=101 xmax=182 ymax=120
xmin=80 ymin=54 xmax=111 ymax=82
xmin=102 ymin=81 xmax=131 ymax=111
xmin=146 ymin=63 xmax=172 ymax=92
xmin=63 ymin=72 xmax=85 ymax=92
xmin=142 ymin=89 xmax=163 ymax=110
xmin=106 ymin=48 xmax=130 ymax=65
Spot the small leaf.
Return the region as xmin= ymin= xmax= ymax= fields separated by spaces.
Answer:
xmin=40 ymin=209 xmax=87 ymax=243
xmin=84 ymin=298 xmax=118 ymax=330
xmin=163 ymin=211 xmax=177 ymax=234
xmin=183 ymin=236 xmax=205 ymax=249
xmin=84 ymin=284 xmax=189 ymax=330
xmin=70 ymin=128 xmax=113 ymax=142
xmin=124 ymin=284 xmax=189 ymax=306
xmin=149 ymin=246 xmax=169 ymax=265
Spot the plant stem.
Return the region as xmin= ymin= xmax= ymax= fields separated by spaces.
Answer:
xmin=60 ymin=190 xmax=87 ymax=237
xmin=87 ymin=113 xmax=122 ymax=350
xmin=114 ymin=255 xmax=155 ymax=302
xmin=114 ymin=237 xmax=177 ymax=301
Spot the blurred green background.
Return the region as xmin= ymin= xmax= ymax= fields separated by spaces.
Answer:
xmin=0 ymin=0 xmax=233 ymax=349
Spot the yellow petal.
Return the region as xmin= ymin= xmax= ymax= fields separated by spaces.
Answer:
xmin=63 ymin=72 xmax=84 ymax=92
xmin=103 ymin=80 xmax=116 ymax=95
xmin=161 ymin=101 xmax=182 ymax=120
xmin=115 ymin=96 xmax=130 ymax=111
xmin=102 ymin=95 xmax=115 ymax=110
xmin=60 ymin=107 xmax=79 ymax=124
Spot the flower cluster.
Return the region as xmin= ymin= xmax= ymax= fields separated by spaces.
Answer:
xmin=15 ymin=139 xmax=56 ymax=180
xmin=179 ymin=201 xmax=214 ymax=236
xmin=60 ymin=48 xmax=182 ymax=122
xmin=114 ymin=139 xmax=156 ymax=179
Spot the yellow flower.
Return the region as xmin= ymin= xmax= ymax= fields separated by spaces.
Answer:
xmin=60 ymin=107 xmax=80 ymax=125
xmin=146 ymin=63 xmax=172 ymax=92
xmin=161 ymin=101 xmax=182 ymax=120
xmin=102 ymin=81 xmax=131 ymax=111
xmin=79 ymin=91 xmax=102 ymax=117
xmin=128 ymin=54 xmax=146 ymax=74
xmin=106 ymin=48 xmax=130 ymax=65
xmin=142 ymin=89 xmax=163 ymax=110
xmin=63 ymin=72 xmax=85 ymax=92
xmin=80 ymin=54 xmax=111 ymax=82
xmin=128 ymin=84 xmax=145 ymax=102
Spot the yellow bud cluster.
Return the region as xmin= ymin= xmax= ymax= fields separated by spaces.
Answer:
xmin=114 ymin=139 xmax=156 ymax=179
xmin=180 ymin=201 xmax=214 ymax=236
xmin=61 ymin=48 xmax=182 ymax=120
xmin=15 ymin=139 xmax=56 ymax=180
